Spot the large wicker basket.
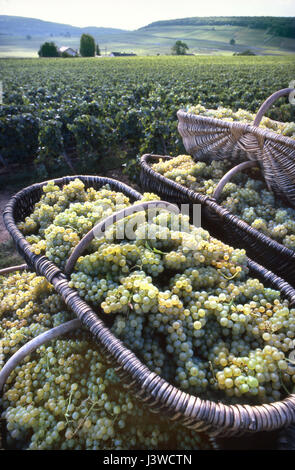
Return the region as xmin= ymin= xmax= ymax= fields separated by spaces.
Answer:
xmin=140 ymin=154 xmax=295 ymax=286
xmin=177 ymin=88 xmax=295 ymax=208
xmin=3 ymin=175 xmax=295 ymax=438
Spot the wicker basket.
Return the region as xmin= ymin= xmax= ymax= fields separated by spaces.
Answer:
xmin=140 ymin=154 xmax=295 ymax=286
xmin=3 ymin=175 xmax=295 ymax=438
xmin=177 ymin=88 xmax=295 ymax=208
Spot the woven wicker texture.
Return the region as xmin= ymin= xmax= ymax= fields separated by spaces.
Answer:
xmin=177 ymin=88 xmax=295 ymax=208
xmin=140 ymin=154 xmax=295 ymax=286
xmin=3 ymin=175 xmax=295 ymax=437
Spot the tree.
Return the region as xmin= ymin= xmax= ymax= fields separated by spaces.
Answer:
xmin=38 ymin=42 xmax=59 ymax=57
xmin=230 ymin=38 xmax=236 ymax=45
xmin=80 ymin=34 xmax=95 ymax=57
xmin=171 ymin=40 xmax=189 ymax=56
xmin=96 ymin=44 xmax=101 ymax=56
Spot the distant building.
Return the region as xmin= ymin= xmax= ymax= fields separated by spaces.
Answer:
xmin=109 ymin=52 xmax=137 ymax=57
xmin=58 ymin=47 xmax=78 ymax=57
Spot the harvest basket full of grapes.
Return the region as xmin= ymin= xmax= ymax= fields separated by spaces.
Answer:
xmin=177 ymin=87 xmax=295 ymax=208
xmin=140 ymin=153 xmax=295 ymax=286
xmin=2 ymin=175 xmax=295 ymax=441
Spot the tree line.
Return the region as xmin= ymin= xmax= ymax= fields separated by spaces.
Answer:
xmin=39 ymin=36 xmax=191 ymax=57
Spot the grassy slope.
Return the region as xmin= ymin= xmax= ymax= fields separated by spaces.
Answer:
xmin=1 ymin=24 xmax=294 ymax=57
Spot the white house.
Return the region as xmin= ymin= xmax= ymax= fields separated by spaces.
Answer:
xmin=59 ymin=47 xmax=78 ymax=57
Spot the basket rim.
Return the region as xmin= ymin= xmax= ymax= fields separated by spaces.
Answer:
xmin=140 ymin=153 xmax=295 ymax=263
xmin=177 ymin=109 xmax=295 ymax=149
xmin=3 ymin=174 xmax=295 ymax=435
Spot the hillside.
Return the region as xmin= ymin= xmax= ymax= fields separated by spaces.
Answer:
xmin=140 ymin=16 xmax=295 ymax=38
xmin=0 ymin=15 xmax=294 ymax=57
xmin=0 ymin=15 xmax=126 ymax=36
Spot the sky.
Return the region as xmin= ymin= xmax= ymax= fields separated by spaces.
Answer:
xmin=0 ymin=0 xmax=294 ymax=30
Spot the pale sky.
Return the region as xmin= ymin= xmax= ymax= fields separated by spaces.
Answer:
xmin=0 ymin=0 xmax=294 ymax=30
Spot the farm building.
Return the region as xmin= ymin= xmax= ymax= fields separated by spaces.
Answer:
xmin=109 ymin=52 xmax=137 ymax=57
xmin=58 ymin=46 xmax=78 ymax=57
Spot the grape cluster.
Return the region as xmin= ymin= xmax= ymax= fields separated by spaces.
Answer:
xmin=152 ymin=155 xmax=235 ymax=196
xmin=152 ymin=155 xmax=295 ymax=250
xmin=187 ymin=104 xmax=295 ymax=139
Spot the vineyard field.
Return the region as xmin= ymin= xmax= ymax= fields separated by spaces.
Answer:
xmin=0 ymin=55 xmax=295 ymax=186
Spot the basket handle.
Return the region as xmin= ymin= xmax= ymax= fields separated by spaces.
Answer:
xmin=213 ymin=160 xmax=259 ymax=202
xmin=253 ymin=87 xmax=294 ymax=127
xmin=64 ymin=200 xmax=179 ymax=275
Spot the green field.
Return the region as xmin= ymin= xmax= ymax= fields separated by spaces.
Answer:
xmin=1 ymin=23 xmax=295 ymax=57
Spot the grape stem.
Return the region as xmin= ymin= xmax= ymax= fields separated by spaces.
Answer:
xmin=65 ymin=389 xmax=75 ymax=424
xmin=70 ymin=400 xmax=98 ymax=438
xmin=0 ymin=319 xmax=81 ymax=393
